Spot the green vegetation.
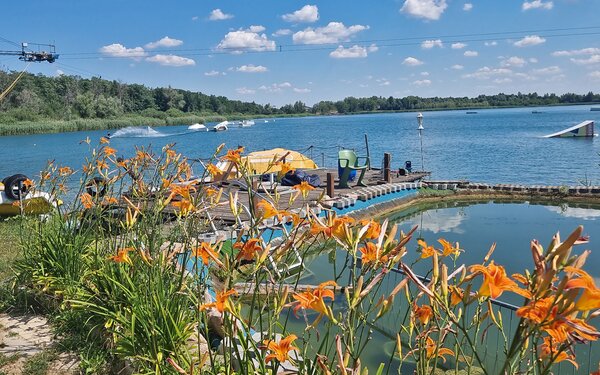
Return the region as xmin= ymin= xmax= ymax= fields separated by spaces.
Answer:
xmin=1 ymin=69 xmax=600 ymax=135
xmin=0 ymin=218 xmax=21 ymax=280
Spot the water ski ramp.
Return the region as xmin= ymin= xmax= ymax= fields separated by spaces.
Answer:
xmin=543 ymin=120 xmax=596 ymax=138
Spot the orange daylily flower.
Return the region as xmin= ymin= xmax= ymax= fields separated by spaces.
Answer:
xmin=102 ymin=196 xmax=119 ymax=205
xmin=438 ymin=238 xmax=462 ymax=257
xmin=103 ymin=146 xmax=117 ymax=157
xmin=292 ymin=181 xmax=315 ymax=198
xmin=205 ymin=163 xmax=223 ymax=178
xmin=424 ymin=337 xmax=455 ymax=363
xmin=221 ymin=147 xmax=244 ymax=164
xmin=171 ymin=199 xmax=195 ymax=216
xmin=418 ymin=239 xmax=439 ymax=259
xmin=360 ymin=220 xmax=381 ymax=240
xmin=199 ymin=289 xmax=237 ymax=314
xmin=449 ymin=286 xmax=464 ymax=307
xmin=191 ymin=242 xmax=222 ymax=266
xmin=413 ymin=304 xmax=434 ymax=325
xmin=80 ymin=193 xmax=94 ymax=209
xmin=310 ymin=216 xmax=355 ymax=241
xmin=234 ymin=238 xmax=264 ymax=261
xmin=264 ymin=334 xmax=299 ymax=363
xmin=58 ymin=166 xmax=73 ymax=176
xmin=517 ymin=297 xmax=599 ymax=343
xmin=469 ymin=261 xmax=531 ymax=299
xmin=108 ymin=247 xmax=133 ymax=264
xmin=563 ymin=266 xmax=600 ymax=311
xmin=289 ymin=281 xmax=337 ymax=319
xmin=359 ymin=242 xmax=387 ymax=265
xmin=257 ymin=199 xmax=284 ymax=220
xmin=539 ymin=337 xmax=578 ymax=369
xmin=100 ymin=137 xmax=110 ymax=144
xmin=276 ymin=162 xmax=295 ymax=176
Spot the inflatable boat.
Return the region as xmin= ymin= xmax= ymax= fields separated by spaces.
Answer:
xmin=0 ymin=174 xmax=55 ymax=216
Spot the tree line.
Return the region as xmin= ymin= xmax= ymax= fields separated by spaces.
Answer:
xmin=1 ymin=70 xmax=599 ymax=123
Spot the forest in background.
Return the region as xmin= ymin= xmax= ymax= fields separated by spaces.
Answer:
xmin=1 ymin=70 xmax=599 ymax=135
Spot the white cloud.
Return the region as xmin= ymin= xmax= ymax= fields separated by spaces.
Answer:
xmin=258 ymin=82 xmax=293 ymax=93
xmin=192 ymin=16 xmax=199 ymax=21
xmin=501 ymin=56 xmax=527 ymax=67
xmin=464 ymin=50 xmax=478 ymax=57
xmin=376 ymin=78 xmax=391 ymax=86
xmin=484 ymin=41 xmax=498 ymax=47
xmin=209 ymin=9 xmax=233 ymax=21
xmin=235 ymin=64 xmax=268 ymax=73
xmin=522 ymin=0 xmax=553 ymax=11
xmin=236 ymin=87 xmax=255 ymax=94
xmin=217 ymin=26 xmax=276 ymax=52
xmin=400 ymin=0 xmax=448 ymax=21
xmin=403 ymin=57 xmax=424 ymax=66
xmin=463 ymin=3 xmax=473 ymax=11
xmin=421 ymin=39 xmax=443 ymax=49
xmin=552 ymin=47 xmax=600 ymax=57
xmin=99 ymin=43 xmax=146 ymax=58
xmin=570 ymin=55 xmax=600 ymax=65
xmin=451 ymin=42 xmax=467 ymax=49
xmin=273 ymin=29 xmax=292 ymax=37
xmin=589 ymin=71 xmax=600 ymax=80
xmin=282 ymin=5 xmax=319 ymax=23
xmin=493 ymin=78 xmax=512 ymax=84
xmin=421 ymin=71 xmax=430 ymax=76
xmin=451 ymin=64 xmax=464 ymax=70
xmin=514 ymin=35 xmax=546 ymax=47
xmin=463 ymin=66 xmax=513 ymax=80
xmin=546 ymin=206 xmax=600 ymax=220
xmin=145 ymin=36 xmax=183 ymax=49
xmin=293 ymin=22 xmax=369 ymax=44
xmin=330 ymin=45 xmax=368 ymax=59
xmin=413 ymin=79 xmax=431 ymax=86
xmin=293 ymin=88 xmax=311 ymax=93
xmin=56 ymin=69 xmax=64 ymax=76
xmin=145 ymin=54 xmax=195 ymax=67
xmin=204 ymin=70 xmax=222 ymax=76
xmin=531 ymin=66 xmax=561 ymax=75
xmin=529 ymin=57 xmax=538 ymax=63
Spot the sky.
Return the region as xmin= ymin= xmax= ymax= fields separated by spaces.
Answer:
xmin=1 ymin=0 xmax=600 ymax=106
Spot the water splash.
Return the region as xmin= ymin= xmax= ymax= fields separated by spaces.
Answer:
xmin=109 ymin=126 xmax=164 ymax=138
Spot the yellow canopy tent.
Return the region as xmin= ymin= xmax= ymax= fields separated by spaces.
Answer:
xmin=215 ymin=148 xmax=318 ymax=178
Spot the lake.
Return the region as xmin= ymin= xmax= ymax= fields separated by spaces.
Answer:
xmin=1 ymin=105 xmax=600 ymax=186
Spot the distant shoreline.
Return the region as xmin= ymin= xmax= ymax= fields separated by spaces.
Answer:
xmin=1 ymin=102 xmax=598 ymax=137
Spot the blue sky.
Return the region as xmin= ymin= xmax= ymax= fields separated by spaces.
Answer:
xmin=1 ymin=0 xmax=600 ymax=106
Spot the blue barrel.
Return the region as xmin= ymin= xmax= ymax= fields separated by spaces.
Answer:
xmin=338 ymin=166 xmax=357 ymax=181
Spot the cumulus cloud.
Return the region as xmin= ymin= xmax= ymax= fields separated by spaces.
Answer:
xmin=235 ymin=64 xmax=268 ymax=73
xmin=400 ymin=0 xmax=448 ymax=21
xmin=403 ymin=57 xmax=424 ymax=66
xmin=493 ymin=78 xmax=512 ymax=84
xmin=145 ymin=36 xmax=183 ymax=49
xmin=421 ymin=71 xmax=430 ymax=76
xmin=451 ymin=42 xmax=467 ymax=49
xmin=514 ymin=35 xmax=546 ymax=47
xmin=146 ymin=54 xmax=195 ymax=67
xmin=484 ymin=41 xmax=498 ymax=47
xmin=463 ymin=3 xmax=473 ymax=11
xmin=589 ymin=71 xmax=600 ymax=80
xmin=209 ymin=9 xmax=233 ymax=21
xmin=552 ymin=47 xmax=600 ymax=57
xmin=217 ymin=26 xmax=276 ymax=52
xmin=236 ymin=87 xmax=255 ymax=94
xmin=421 ymin=39 xmax=443 ymax=49
xmin=258 ymin=82 xmax=293 ymax=93
xmin=56 ymin=69 xmax=64 ymax=76
xmin=376 ymin=78 xmax=391 ymax=86
xmin=451 ymin=64 xmax=464 ymax=70
xmin=529 ymin=57 xmax=538 ymax=63
xmin=501 ymin=56 xmax=526 ymax=67
xmin=330 ymin=45 xmax=370 ymax=59
xmin=522 ymin=0 xmax=553 ymax=11
xmin=293 ymin=87 xmax=311 ymax=93
xmin=413 ymin=79 xmax=431 ymax=86
xmin=272 ymin=29 xmax=292 ymax=37
xmin=99 ymin=43 xmax=146 ymax=58
xmin=570 ymin=55 xmax=600 ymax=65
xmin=463 ymin=66 xmax=513 ymax=80
xmin=204 ymin=70 xmax=222 ymax=76
xmin=293 ymin=22 xmax=368 ymax=44
xmin=531 ymin=66 xmax=561 ymax=75
xmin=464 ymin=50 xmax=478 ymax=57
xmin=282 ymin=5 xmax=319 ymax=23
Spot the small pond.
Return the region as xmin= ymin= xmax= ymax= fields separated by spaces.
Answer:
xmin=294 ymin=201 xmax=600 ymax=374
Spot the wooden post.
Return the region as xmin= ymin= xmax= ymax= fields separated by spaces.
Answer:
xmin=321 ymin=152 xmax=325 ymax=167
xmin=251 ymin=179 xmax=260 ymax=207
xmin=383 ymin=153 xmax=391 ymax=183
xmin=326 ymin=172 xmax=335 ymax=197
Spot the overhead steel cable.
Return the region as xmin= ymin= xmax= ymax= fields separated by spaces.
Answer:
xmin=58 ymin=30 xmax=600 ymax=61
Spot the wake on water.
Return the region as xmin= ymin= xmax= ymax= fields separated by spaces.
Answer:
xmin=109 ymin=126 xmax=199 ymax=138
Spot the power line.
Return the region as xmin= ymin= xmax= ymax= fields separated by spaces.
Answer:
xmin=0 ymin=35 xmax=20 ymax=48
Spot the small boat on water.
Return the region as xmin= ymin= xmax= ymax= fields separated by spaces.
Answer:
xmin=466 ymin=111 xmax=478 ymax=114
xmin=532 ymin=111 xmax=544 ymax=114
xmin=212 ymin=121 xmax=228 ymax=132
xmin=188 ymin=123 xmax=208 ymax=131
xmin=591 ymin=107 xmax=600 ymax=112
xmin=239 ymin=120 xmax=254 ymax=128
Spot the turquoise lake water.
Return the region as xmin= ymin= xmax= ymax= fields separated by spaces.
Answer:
xmin=1 ymin=105 xmax=600 ymax=185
